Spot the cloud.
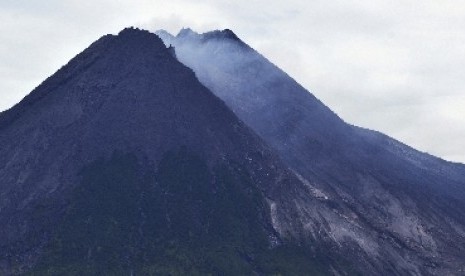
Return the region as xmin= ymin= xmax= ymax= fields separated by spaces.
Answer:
xmin=0 ymin=0 xmax=464 ymax=163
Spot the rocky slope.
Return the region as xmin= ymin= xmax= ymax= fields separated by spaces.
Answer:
xmin=157 ymin=28 xmax=465 ymax=275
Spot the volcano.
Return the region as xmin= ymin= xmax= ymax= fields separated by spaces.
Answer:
xmin=0 ymin=27 xmax=464 ymax=275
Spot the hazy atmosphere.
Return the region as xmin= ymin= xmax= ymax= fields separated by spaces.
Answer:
xmin=1 ymin=0 xmax=464 ymax=163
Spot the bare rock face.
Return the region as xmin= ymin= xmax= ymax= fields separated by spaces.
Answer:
xmin=158 ymin=28 xmax=465 ymax=275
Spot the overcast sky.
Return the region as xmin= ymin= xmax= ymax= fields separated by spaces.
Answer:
xmin=1 ymin=0 xmax=464 ymax=163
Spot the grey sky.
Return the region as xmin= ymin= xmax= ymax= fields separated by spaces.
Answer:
xmin=1 ymin=0 xmax=464 ymax=163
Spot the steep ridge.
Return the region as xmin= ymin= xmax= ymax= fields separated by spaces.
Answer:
xmin=0 ymin=28 xmax=349 ymax=275
xmin=157 ymin=28 xmax=465 ymax=275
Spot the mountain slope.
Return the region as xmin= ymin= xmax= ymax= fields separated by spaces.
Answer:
xmin=0 ymin=28 xmax=343 ymax=275
xmin=157 ymin=28 xmax=465 ymax=275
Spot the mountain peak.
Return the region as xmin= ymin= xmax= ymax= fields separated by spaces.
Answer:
xmin=203 ymin=29 xmax=241 ymax=41
xmin=115 ymin=27 xmax=167 ymax=51
xmin=118 ymin=26 xmax=148 ymax=35
xmin=0 ymin=27 xmax=174 ymax=132
xmin=176 ymin=27 xmax=198 ymax=38
xmin=171 ymin=28 xmax=242 ymax=43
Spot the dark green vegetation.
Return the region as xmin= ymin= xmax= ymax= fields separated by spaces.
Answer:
xmin=31 ymin=149 xmax=326 ymax=275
